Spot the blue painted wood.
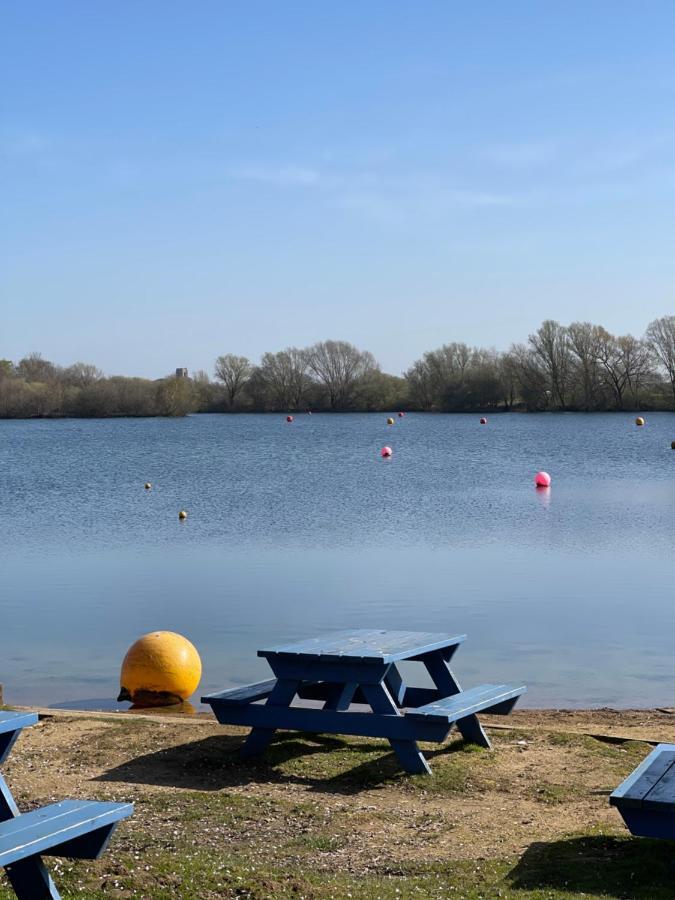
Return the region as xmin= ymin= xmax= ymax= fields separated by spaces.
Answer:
xmin=202 ymin=679 xmax=278 ymax=706
xmin=407 ymin=684 xmax=527 ymax=723
xmin=258 ymin=630 xmax=467 ymax=664
xmin=419 ymin=651 xmax=492 ymax=748
xmin=240 ymin=678 xmax=300 ymax=758
xmin=360 ymin=682 xmax=431 ymax=775
xmin=207 ymin=701 xmax=451 ymax=742
xmin=0 ymin=714 xmax=38 ymax=766
xmin=4 ymin=855 xmax=60 ymax=899
xmin=611 ymin=745 xmax=675 ymax=809
xmin=0 ymin=713 xmax=39 ymax=736
xmin=0 ymin=800 xmax=134 ymax=867
xmin=0 ymin=777 xmax=19 ymax=821
xmin=614 ymin=807 xmax=675 ymax=841
xmin=267 ymin=658 xmax=391 ymax=685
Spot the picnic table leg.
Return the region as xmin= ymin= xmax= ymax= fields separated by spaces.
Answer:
xmin=4 ymin=858 xmax=61 ymax=900
xmin=360 ymin=683 xmax=431 ymax=775
xmin=422 ymin=651 xmax=491 ymax=749
xmin=322 ymin=682 xmax=357 ymax=712
xmin=240 ymin=678 xmax=301 ymax=759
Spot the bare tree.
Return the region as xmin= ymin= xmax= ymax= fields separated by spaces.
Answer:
xmin=528 ymin=320 xmax=573 ymax=409
xmin=567 ymin=322 xmax=605 ymax=410
xmin=16 ymin=352 xmax=59 ymax=383
xmin=214 ymin=354 xmax=252 ymax=408
xmin=62 ymin=362 xmax=104 ymax=387
xmin=307 ymin=340 xmax=378 ymax=409
xmin=258 ymin=348 xmax=309 ymax=409
xmin=646 ymin=315 xmax=675 ymax=405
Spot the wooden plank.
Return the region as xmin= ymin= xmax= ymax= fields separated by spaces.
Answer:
xmin=407 ymin=684 xmax=526 ymax=722
xmin=258 ymin=630 xmax=467 ymax=664
xmin=202 ymin=679 xmax=278 ymax=706
xmin=642 ymin=761 xmax=675 ymax=811
xmin=0 ymin=801 xmax=133 ymax=868
xmin=610 ymin=744 xmax=675 ymax=809
xmin=0 ymin=712 xmax=38 ymax=736
xmin=208 ymin=702 xmax=450 ymax=742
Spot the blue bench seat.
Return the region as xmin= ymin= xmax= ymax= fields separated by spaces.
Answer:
xmin=407 ymin=683 xmax=526 ymax=723
xmin=0 ymin=799 xmax=133 ymax=867
xmin=611 ymin=743 xmax=675 ymax=840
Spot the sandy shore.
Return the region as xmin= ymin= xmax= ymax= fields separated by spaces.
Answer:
xmin=2 ymin=706 xmax=675 ymax=899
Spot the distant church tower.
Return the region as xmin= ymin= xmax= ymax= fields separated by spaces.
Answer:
xmin=175 ymin=367 xmax=188 ymax=378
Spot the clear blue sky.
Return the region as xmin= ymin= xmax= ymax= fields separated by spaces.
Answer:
xmin=2 ymin=2 xmax=674 ymax=378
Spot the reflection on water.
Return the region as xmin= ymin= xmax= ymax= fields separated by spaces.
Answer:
xmin=1 ymin=412 xmax=673 ymax=709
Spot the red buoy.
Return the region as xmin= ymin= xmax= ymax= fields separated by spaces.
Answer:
xmin=398 ymin=412 xmax=405 ymax=417
xmin=381 ymin=446 xmax=393 ymax=458
xmin=286 ymin=415 xmax=293 ymax=423
xmin=480 ymin=417 xmax=487 ymax=425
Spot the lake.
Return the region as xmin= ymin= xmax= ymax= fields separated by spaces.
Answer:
xmin=1 ymin=412 xmax=673 ymax=710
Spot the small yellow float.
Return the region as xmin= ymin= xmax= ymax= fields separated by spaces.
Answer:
xmin=386 ymin=417 xmax=394 ymax=425
xmin=635 ymin=417 xmax=645 ymax=426
xmin=178 ymin=510 xmax=188 ymax=520
xmin=117 ymin=631 xmax=202 ymax=707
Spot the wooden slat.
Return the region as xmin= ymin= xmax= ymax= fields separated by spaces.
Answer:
xmin=207 ymin=701 xmax=451 ymax=742
xmin=258 ymin=629 xmax=467 ymax=664
xmin=407 ymin=684 xmax=526 ymax=722
xmin=611 ymin=744 xmax=675 ymax=809
xmin=0 ymin=712 xmax=38 ymax=736
xmin=0 ymin=800 xmax=133 ymax=867
xmin=202 ymin=679 xmax=278 ymax=706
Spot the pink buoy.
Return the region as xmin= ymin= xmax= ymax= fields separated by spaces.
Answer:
xmin=286 ymin=415 xmax=293 ymax=423
xmin=534 ymin=471 xmax=551 ymax=487
xmin=398 ymin=412 xmax=405 ymax=418
xmin=381 ymin=446 xmax=393 ymax=458
xmin=479 ymin=417 xmax=487 ymax=425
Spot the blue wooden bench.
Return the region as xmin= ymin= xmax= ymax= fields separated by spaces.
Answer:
xmin=0 ymin=710 xmax=133 ymax=899
xmin=204 ymin=629 xmax=526 ymax=775
xmin=611 ymin=742 xmax=675 ymax=841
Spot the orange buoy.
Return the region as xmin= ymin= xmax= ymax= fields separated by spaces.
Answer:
xmin=118 ymin=631 xmax=202 ymax=706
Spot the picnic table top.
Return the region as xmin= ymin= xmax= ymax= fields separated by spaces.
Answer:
xmin=258 ymin=629 xmax=467 ymax=664
xmin=611 ymin=742 xmax=675 ymax=811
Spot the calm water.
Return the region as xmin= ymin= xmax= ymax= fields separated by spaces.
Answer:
xmin=1 ymin=412 xmax=673 ymax=709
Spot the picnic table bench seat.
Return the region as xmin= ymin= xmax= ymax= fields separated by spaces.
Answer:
xmin=204 ymin=629 xmax=526 ymax=775
xmin=0 ymin=710 xmax=133 ymax=899
xmin=610 ymin=743 xmax=675 ymax=841
xmin=406 ymin=683 xmax=524 ymax=722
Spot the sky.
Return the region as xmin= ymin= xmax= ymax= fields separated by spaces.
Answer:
xmin=2 ymin=1 xmax=675 ymax=378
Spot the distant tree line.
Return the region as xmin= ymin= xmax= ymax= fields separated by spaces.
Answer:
xmin=1 ymin=316 xmax=673 ymax=418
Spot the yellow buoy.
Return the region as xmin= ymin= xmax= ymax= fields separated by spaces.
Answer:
xmin=178 ymin=510 xmax=188 ymax=520
xmin=117 ymin=631 xmax=202 ymax=706
xmin=635 ymin=417 xmax=645 ymax=426
xmin=671 ymin=440 xmax=675 ymax=450
xmin=387 ymin=417 xmax=395 ymax=425
xmin=144 ymin=482 xmax=152 ymax=490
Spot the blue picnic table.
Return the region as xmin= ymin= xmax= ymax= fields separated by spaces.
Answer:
xmin=0 ymin=710 xmax=133 ymax=899
xmin=203 ymin=629 xmax=526 ymax=774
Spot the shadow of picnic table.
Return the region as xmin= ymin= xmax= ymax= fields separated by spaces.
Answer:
xmin=95 ymin=731 xmax=460 ymax=794
xmin=509 ymin=834 xmax=675 ymax=899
